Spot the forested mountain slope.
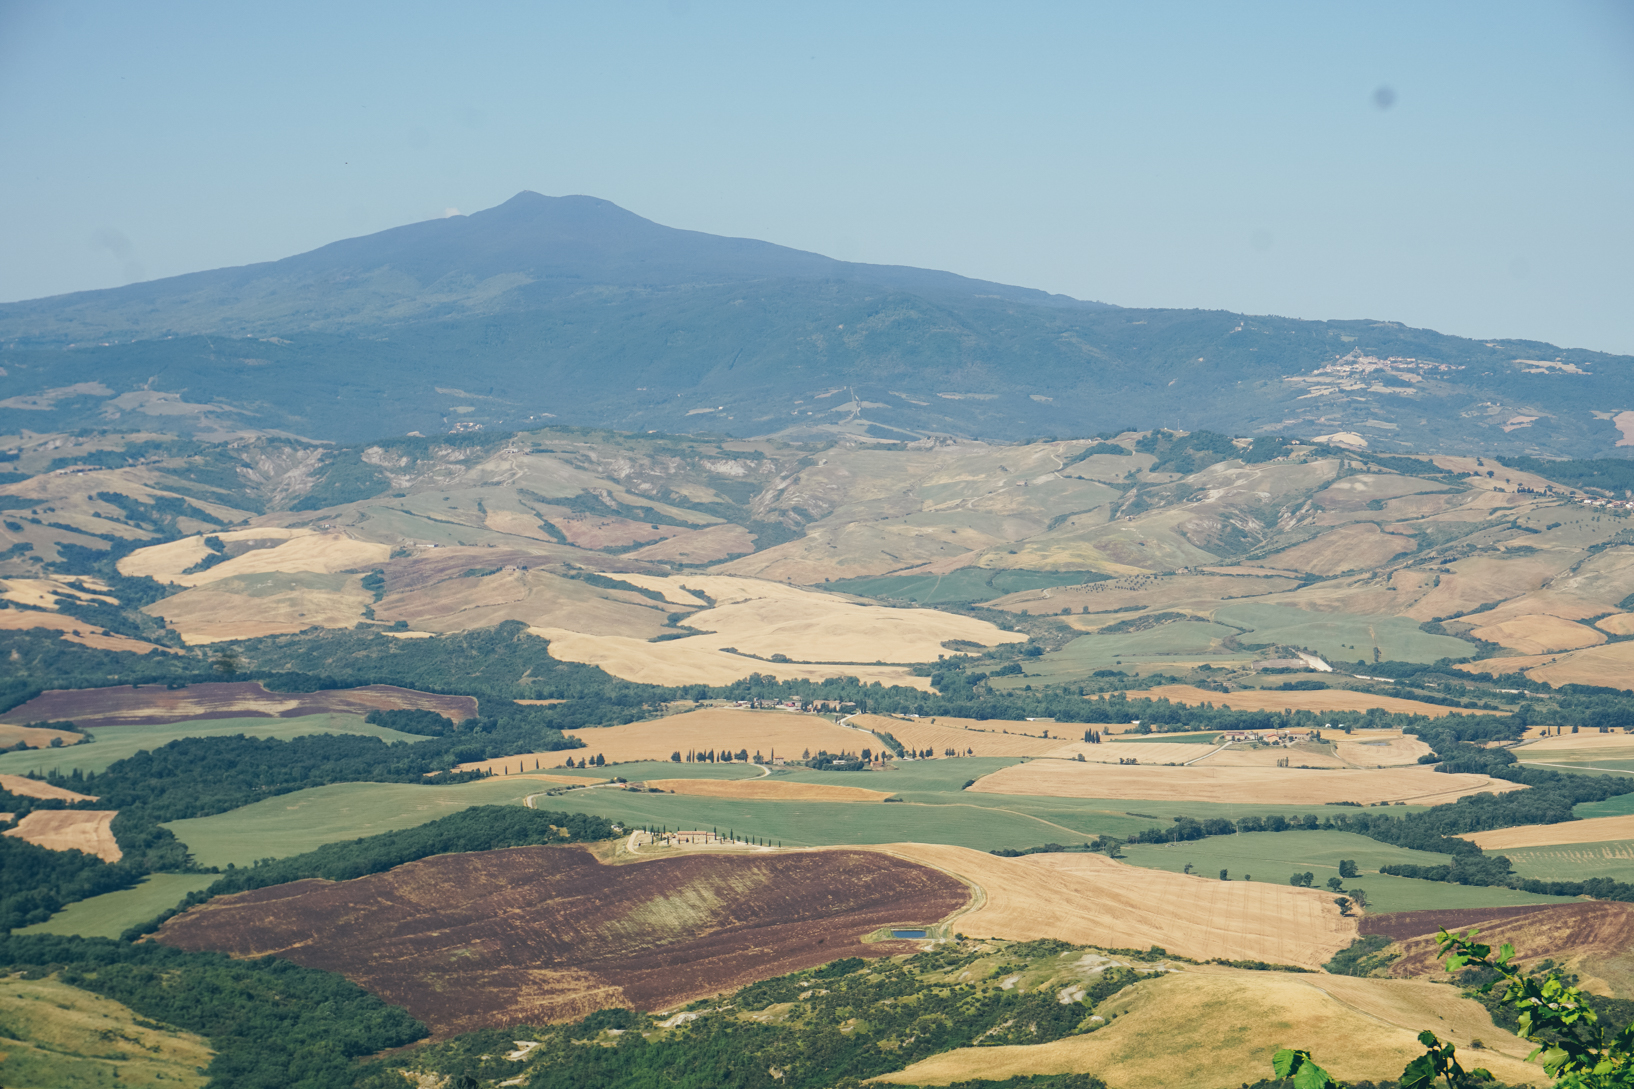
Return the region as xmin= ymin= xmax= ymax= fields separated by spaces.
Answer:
xmin=1 ymin=194 xmax=1630 ymax=454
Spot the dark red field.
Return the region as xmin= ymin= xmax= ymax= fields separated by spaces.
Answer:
xmin=155 ymin=846 xmax=969 ymax=1035
xmin=0 ymin=681 xmax=478 ymax=728
xmin=1366 ymin=902 xmax=1634 ymax=977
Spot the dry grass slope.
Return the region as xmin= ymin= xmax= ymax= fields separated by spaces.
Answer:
xmin=873 ymin=969 xmax=1545 ymax=1089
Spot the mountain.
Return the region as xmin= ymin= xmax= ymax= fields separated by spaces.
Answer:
xmin=1 ymin=192 xmax=1631 ymax=455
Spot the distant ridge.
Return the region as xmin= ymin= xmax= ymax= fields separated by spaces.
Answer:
xmin=0 ymin=193 xmax=1629 ymax=457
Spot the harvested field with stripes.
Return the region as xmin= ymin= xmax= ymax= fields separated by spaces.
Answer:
xmin=967 ymin=760 xmax=1524 ymax=806
xmin=851 ymin=714 xmax=1074 ymax=758
xmin=874 ymin=842 xmax=1352 ymax=969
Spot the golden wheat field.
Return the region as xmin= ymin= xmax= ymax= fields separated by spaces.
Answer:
xmin=872 ymin=843 xmax=1353 ymax=969
xmin=642 ymin=778 xmax=893 ymax=802
xmin=596 ymin=573 xmax=1027 ymax=661
xmin=967 ymin=760 xmax=1524 ymax=805
xmin=1065 ymin=741 xmax=1222 ymax=764
xmin=1596 ymin=613 xmax=1634 ymax=635
xmin=558 ymin=708 xmax=874 ymax=764
xmin=849 ymin=714 xmax=1072 ymax=758
xmin=115 ymin=527 xmax=309 ymax=582
xmin=3 ymin=810 xmax=121 ymax=862
xmin=0 ymin=722 xmax=86 ymax=749
xmin=874 ymin=969 xmax=1545 ymax=1089
xmin=1194 ymin=743 xmax=1347 ymax=768
xmin=1139 ymin=683 xmax=1496 ymax=718
xmin=0 ymin=607 xmax=175 ymax=654
xmin=0 ymin=774 xmax=96 ymax=801
xmin=1463 ymin=813 xmax=1634 ymax=850
xmin=1469 ymin=613 xmax=1606 ymax=655
xmin=1332 ymin=732 xmax=1436 ymax=766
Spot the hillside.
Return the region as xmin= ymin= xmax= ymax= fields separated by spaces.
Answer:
xmin=2 ymin=194 xmax=1631 ymax=455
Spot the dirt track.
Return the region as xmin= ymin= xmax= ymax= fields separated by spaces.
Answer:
xmin=0 ymin=681 xmax=477 ymax=729
xmin=155 ymin=845 xmax=968 ymax=1035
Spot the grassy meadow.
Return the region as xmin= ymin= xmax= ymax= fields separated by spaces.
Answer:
xmin=0 ymin=974 xmax=213 ymax=1088
xmin=0 ymin=713 xmax=427 ymax=777
xmin=17 ymin=873 xmax=219 ymax=939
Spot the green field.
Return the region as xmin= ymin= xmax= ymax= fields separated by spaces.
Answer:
xmin=1578 ymin=793 xmax=1634 ymax=818
xmin=0 ymin=714 xmax=427 ymax=777
xmin=1010 ymin=621 xmax=1250 ymax=683
xmin=828 ymin=568 xmax=1104 ymax=605
xmin=1120 ymin=830 xmax=1580 ymax=913
xmin=18 ymin=873 xmax=219 ymax=939
xmin=1504 ymin=840 xmax=1634 ymax=884
xmin=164 ymin=776 xmax=545 ymax=867
xmin=1212 ymin=603 xmax=1474 ymax=666
xmin=160 ymin=753 xmax=1443 ymax=867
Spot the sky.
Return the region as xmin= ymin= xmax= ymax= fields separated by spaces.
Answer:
xmin=1 ymin=0 xmax=1632 ymax=353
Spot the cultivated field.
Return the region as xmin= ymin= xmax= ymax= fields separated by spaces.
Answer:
xmin=1470 ymin=613 xmax=1606 ymax=655
xmin=529 ymin=626 xmax=932 ymax=687
xmin=641 ymin=778 xmax=892 ymax=802
xmin=0 ymin=721 xmax=84 ymax=750
xmin=0 ymin=606 xmax=176 ymax=654
xmin=1463 ymin=813 xmax=1634 ymax=850
xmin=1378 ymin=902 xmax=1634 ymax=994
xmin=149 ymin=571 xmax=373 ymax=643
xmin=1139 ymin=683 xmax=1496 ymax=718
xmin=0 ymin=974 xmax=213 ymax=1089
xmin=851 ymin=714 xmax=1076 ymax=758
xmin=0 ymin=773 xmax=96 ymax=801
xmin=875 ymin=842 xmax=1353 ymax=969
xmin=156 ymin=845 xmax=970 ymax=1035
xmin=17 ymin=872 xmax=219 ymax=939
xmin=4 ymin=809 xmax=121 ymax=861
xmin=0 ymin=680 xmax=477 ymax=728
xmin=967 ymin=760 xmax=1525 ymax=806
xmin=1459 ymin=641 xmax=1634 ymax=689
xmin=604 ymin=572 xmax=1027 ymax=662
xmin=1333 ymin=732 xmax=1437 ymax=767
xmin=1194 ymin=743 xmax=1347 ymax=769
xmin=119 ymin=528 xmax=387 ymax=586
xmin=874 ymin=969 xmax=1544 ymax=1089
xmin=562 ymin=708 xmax=873 ymax=764
xmin=1119 ymin=830 xmax=1577 ymax=914
xmin=0 ymin=714 xmax=428 ymax=779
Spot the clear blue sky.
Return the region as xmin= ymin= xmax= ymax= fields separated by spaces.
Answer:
xmin=2 ymin=0 xmax=1631 ymax=352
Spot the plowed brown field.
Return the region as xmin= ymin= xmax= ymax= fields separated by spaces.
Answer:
xmin=873 ymin=843 xmax=1353 ymax=969
xmin=3 ymin=810 xmax=120 ymax=861
xmin=967 ymin=760 xmax=1523 ymax=805
xmin=0 ymin=681 xmax=477 ymax=728
xmin=563 ymin=708 xmax=870 ymax=764
xmin=1372 ymin=903 xmax=1634 ymax=993
xmin=644 ymin=778 xmax=892 ymax=802
xmin=155 ymin=845 xmax=969 ymax=1035
xmin=0 ymin=774 xmax=96 ymax=801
